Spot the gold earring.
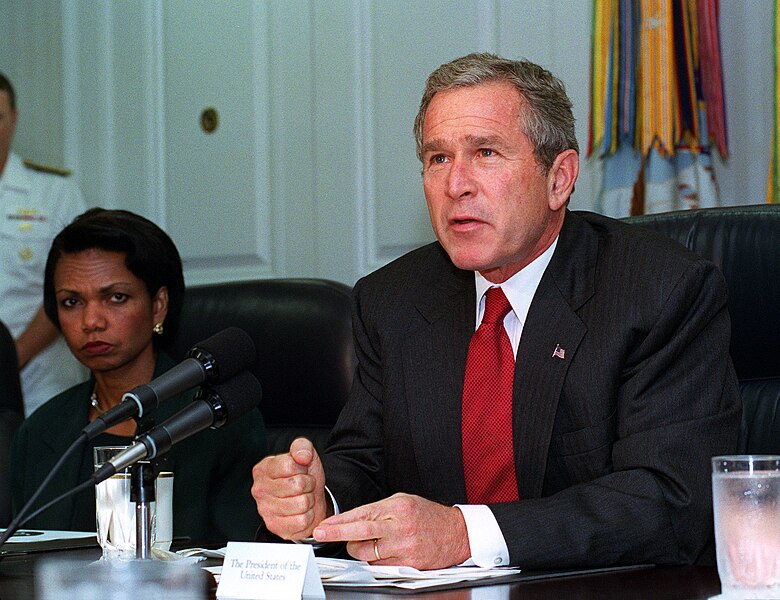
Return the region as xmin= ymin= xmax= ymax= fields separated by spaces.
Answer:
xmin=153 ymin=322 xmax=164 ymax=335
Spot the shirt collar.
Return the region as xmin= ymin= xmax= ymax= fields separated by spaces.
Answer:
xmin=473 ymin=236 xmax=558 ymax=327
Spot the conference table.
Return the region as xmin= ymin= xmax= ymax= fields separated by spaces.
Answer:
xmin=0 ymin=544 xmax=723 ymax=599
xmin=327 ymin=564 xmax=723 ymax=599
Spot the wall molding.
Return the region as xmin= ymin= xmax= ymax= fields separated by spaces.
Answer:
xmin=101 ymin=2 xmax=118 ymax=211
xmin=354 ymin=0 xmax=375 ymax=274
xmin=250 ymin=0 xmax=274 ymax=275
xmin=145 ymin=0 xmax=167 ymax=226
xmin=61 ymin=0 xmax=81 ymax=179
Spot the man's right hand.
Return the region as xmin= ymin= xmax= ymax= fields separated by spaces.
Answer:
xmin=251 ymin=437 xmax=330 ymax=539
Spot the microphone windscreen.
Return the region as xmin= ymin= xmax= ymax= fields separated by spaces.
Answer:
xmin=188 ymin=326 xmax=256 ymax=381
xmin=206 ymin=370 xmax=263 ymax=424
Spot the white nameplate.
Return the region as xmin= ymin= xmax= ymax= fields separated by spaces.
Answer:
xmin=217 ymin=542 xmax=325 ymax=600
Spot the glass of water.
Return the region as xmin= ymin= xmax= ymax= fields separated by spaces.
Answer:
xmin=93 ymin=446 xmax=173 ymax=559
xmin=712 ymin=455 xmax=780 ymax=598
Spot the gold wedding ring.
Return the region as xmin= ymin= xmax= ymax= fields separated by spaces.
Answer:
xmin=373 ymin=538 xmax=381 ymax=562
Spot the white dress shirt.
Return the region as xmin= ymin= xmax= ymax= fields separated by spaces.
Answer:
xmin=456 ymin=237 xmax=558 ymax=567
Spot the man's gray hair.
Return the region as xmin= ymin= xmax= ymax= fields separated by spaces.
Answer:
xmin=413 ymin=53 xmax=578 ymax=172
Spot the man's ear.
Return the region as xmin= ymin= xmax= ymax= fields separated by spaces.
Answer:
xmin=547 ymin=149 xmax=579 ymax=210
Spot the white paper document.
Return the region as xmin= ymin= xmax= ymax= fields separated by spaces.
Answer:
xmin=196 ymin=546 xmax=522 ymax=593
xmin=0 ymin=529 xmax=97 ymax=554
xmin=316 ymin=557 xmax=522 ymax=591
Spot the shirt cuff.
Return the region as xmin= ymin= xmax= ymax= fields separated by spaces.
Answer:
xmin=455 ymin=504 xmax=510 ymax=567
xmin=293 ymin=486 xmax=340 ymax=548
xmin=325 ymin=485 xmax=340 ymax=514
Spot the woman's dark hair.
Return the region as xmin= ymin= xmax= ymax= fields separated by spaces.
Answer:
xmin=43 ymin=208 xmax=185 ymax=350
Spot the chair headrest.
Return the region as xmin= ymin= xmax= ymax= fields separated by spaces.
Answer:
xmin=171 ymin=278 xmax=355 ymax=428
xmin=624 ymin=205 xmax=780 ymax=381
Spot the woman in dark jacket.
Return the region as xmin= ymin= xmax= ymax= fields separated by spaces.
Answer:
xmin=12 ymin=208 xmax=266 ymax=545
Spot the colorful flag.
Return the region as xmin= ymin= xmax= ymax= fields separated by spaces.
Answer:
xmin=590 ymin=0 xmax=729 ymax=216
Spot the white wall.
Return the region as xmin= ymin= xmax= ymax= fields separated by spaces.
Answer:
xmin=0 ymin=6 xmax=10 ymax=83
xmin=0 ymin=0 xmax=769 ymax=287
xmin=715 ymin=0 xmax=773 ymax=205
xmin=1 ymin=0 xmax=65 ymax=167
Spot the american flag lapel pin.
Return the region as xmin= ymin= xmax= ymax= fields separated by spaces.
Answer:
xmin=552 ymin=344 xmax=565 ymax=360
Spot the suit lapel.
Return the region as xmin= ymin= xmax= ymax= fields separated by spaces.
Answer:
xmin=403 ymin=261 xmax=473 ymax=503
xmin=38 ymin=383 xmax=93 ymax=527
xmin=513 ymin=281 xmax=586 ymax=498
xmin=513 ymin=210 xmax=597 ymax=498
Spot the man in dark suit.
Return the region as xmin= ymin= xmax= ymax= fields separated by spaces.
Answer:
xmin=251 ymin=53 xmax=740 ymax=570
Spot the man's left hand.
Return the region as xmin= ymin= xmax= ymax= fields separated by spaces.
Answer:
xmin=312 ymin=492 xmax=471 ymax=570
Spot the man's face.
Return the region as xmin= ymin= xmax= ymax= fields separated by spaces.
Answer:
xmin=0 ymin=90 xmax=17 ymax=170
xmin=421 ymin=81 xmax=571 ymax=283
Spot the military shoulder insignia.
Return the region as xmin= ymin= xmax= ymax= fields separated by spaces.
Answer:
xmin=22 ymin=160 xmax=71 ymax=177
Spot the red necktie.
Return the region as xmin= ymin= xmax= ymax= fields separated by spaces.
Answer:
xmin=462 ymin=286 xmax=519 ymax=503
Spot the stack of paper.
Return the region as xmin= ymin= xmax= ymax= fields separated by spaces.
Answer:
xmin=316 ymin=557 xmax=522 ymax=591
xmin=183 ymin=547 xmax=523 ymax=592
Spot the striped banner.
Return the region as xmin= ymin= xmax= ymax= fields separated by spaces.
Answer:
xmin=638 ymin=0 xmax=676 ymax=156
xmin=590 ymin=0 xmax=729 ymax=215
xmin=698 ymin=0 xmax=728 ymax=157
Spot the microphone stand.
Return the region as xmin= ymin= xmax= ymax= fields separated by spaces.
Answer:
xmin=130 ymin=414 xmax=158 ymax=560
xmin=130 ymin=461 xmax=156 ymax=559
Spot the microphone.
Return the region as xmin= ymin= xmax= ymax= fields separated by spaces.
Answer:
xmin=82 ymin=326 xmax=256 ymax=439
xmin=93 ymin=370 xmax=262 ymax=484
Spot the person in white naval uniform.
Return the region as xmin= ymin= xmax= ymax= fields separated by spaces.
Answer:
xmin=0 ymin=72 xmax=86 ymax=416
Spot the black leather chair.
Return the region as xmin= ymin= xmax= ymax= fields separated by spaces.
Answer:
xmin=0 ymin=320 xmax=24 ymax=526
xmin=171 ymin=278 xmax=356 ymax=455
xmin=624 ymin=205 xmax=780 ymax=454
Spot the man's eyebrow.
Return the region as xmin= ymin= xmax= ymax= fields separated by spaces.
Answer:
xmin=421 ymin=139 xmax=445 ymax=155
xmin=422 ymin=134 xmax=504 ymax=154
xmin=463 ymin=134 xmax=503 ymax=147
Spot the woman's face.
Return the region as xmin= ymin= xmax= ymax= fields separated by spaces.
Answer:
xmin=53 ymin=248 xmax=168 ymax=374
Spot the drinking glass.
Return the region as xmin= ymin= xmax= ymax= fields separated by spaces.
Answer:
xmin=93 ymin=446 xmax=173 ymax=559
xmin=712 ymin=455 xmax=780 ymax=599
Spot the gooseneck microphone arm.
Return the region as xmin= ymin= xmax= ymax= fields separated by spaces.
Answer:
xmin=93 ymin=371 xmax=263 ymax=485
xmin=81 ymin=326 xmax=256 ymax=440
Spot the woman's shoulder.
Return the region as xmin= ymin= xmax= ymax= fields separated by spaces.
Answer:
xmin=12 ymin=380 xmax=92 ymax=465
xmin=23 ymin=380 xmax=92 ymax=429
